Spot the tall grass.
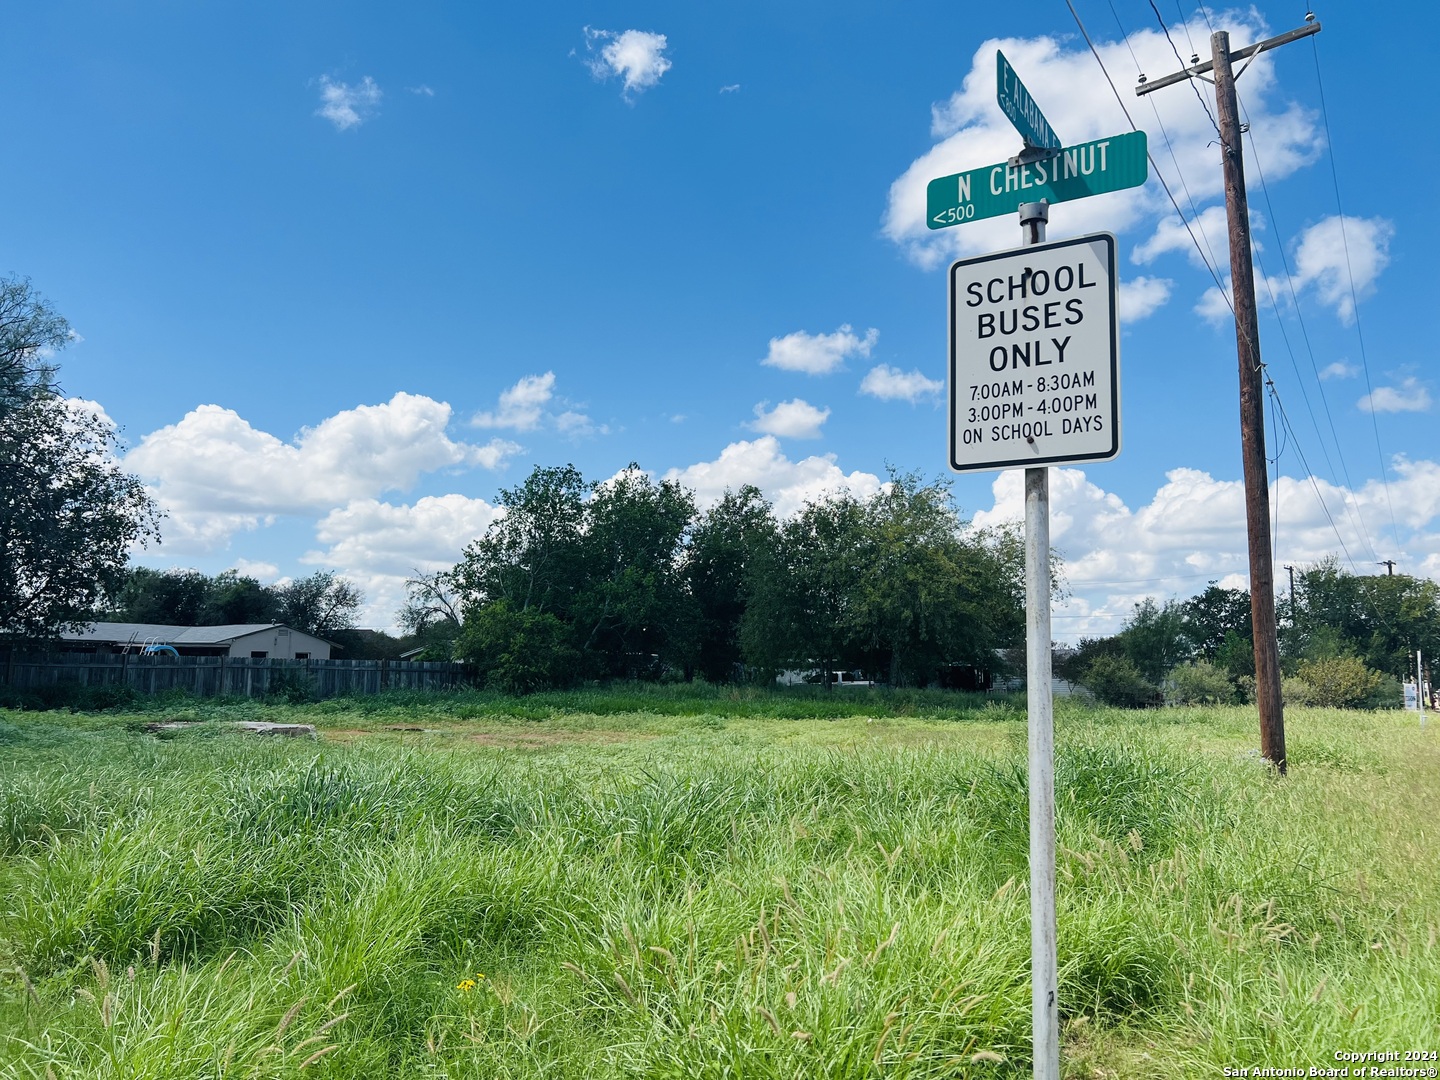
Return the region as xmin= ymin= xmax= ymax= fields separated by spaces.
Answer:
xmin=0 ymin=700 xmax=1435 ymax=1077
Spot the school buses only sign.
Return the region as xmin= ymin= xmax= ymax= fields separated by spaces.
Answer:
xmin=948 ymin=233 xmax=1120 ymax=472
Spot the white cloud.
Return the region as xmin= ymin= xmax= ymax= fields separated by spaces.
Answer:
xmin=406 ymin=85 xmax=434 ymax=96
xmin=1320 ymin=361 xmax=1357 ymax=380
xmin=860 ymin=364 xmax=943 ymax=403
xmin=762 ymin=324 xmax=878 ymax=375
xmin=884 ymin=15 xmax=1321 ymax=269
xmin=307 ymin=494 xmax=502 ymax=578
xmin=1289 ymin=216 xmax=1393 ymax=324
xmin=471 ymin=371 xmax=603 ymax=436
xmin=1359 ymin=377 xmax=1432 ymax=414
xmin=230 ymin=559 xmax=280 ymax=582
xmin=1117 ymin=276 xmax=1172 ymax=321
xmin=315 ymin=75 xmax=382 ymax=130
xmin=720 ymin=84 xmax=740 ymax=94
xmin=971 ymin=458 xmax=1440 ymax=641
xmin=1194 ymin=282 xmax=1233 ymax=325
xmin=127 ymin=393 xmax=516 ymax=554
xmin=1133 ymin=206 xmax=1233 ymax=270
xmin=663 ymin=437 xmax=882 ymax=519
xmin=473 ymin=372 xmax=555 ymax=431
xmin=748 ymin=399 xmax=830 ymax=439
xmin=583 ymin=27 xmax=671 ymax=99
xmin=300 ymin=494 xmax=502 ymax=631
xmin=1136 ymin=211 xmax=1390 ymax=328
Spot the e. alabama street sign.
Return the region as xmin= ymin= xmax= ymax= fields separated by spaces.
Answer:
xmin=948 ymin=232 xmax=1120 ymax=472
xmin=997 ymin=50 xmax=1062 ymax=155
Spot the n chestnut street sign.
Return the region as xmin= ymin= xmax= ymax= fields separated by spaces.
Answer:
xmin=948 ymin=233 xmax=1119 ymax=472
xmin=926 ymin=131 xmax=1148 ymax=228
xmin=997 ymin=51 xmax=1061 ymax=154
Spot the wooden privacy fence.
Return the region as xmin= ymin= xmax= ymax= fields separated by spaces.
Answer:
xmin=0 ymin=651 xmax=472 ymax=699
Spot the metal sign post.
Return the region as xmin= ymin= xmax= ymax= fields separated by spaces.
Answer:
xmin=933 ymin=51 xmax=1134 ymax=1078
xmin=1019 ymin=200 xmax=1059 ymax=1080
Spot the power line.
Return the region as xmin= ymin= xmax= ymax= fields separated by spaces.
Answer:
xmin=1171 ymin=0 xmax=1199 ymax=58
xmin=1144 ymin=0 xmax=1222 ymax=136
xmin=1069 ymin=570 xmax=1246 ymax=587
xmin=1105 ymin=0 xmax=1227 ymax=276
xmin=1235 ymin=86 xmax=1378 ymax=565
xmin=1062 ymin=0 xmax=1234 ymax=304
xmin=1264 ymin=378 xmax=1359 ymax=568
xmin=1309 ymin=34 xmax=1403 ymax=552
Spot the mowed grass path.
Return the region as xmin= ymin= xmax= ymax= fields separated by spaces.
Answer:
xmin=0 ymin=689 xmax=1436 ymax=1078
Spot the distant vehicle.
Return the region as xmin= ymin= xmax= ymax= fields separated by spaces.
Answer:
xmin=813 ymin=670 xmax=876 ymax=688
xmin=776 ymin=669 xmax=879 ymax=687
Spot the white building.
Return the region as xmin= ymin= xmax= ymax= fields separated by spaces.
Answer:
xmin=57 ymin=623 xmax=335 ymax=660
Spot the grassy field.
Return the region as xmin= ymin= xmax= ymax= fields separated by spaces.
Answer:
xmin=1 ymin=687 xmax=1436 ymax=1078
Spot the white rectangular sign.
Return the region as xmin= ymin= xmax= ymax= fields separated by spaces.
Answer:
xmin=948 ymin=232 xmax=1120 ymax=472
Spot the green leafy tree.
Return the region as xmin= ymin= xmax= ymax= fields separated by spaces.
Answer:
xmin=682 ymin=486 xmax=777 ymax=683
xmin=107 ymin=567 xmax=213 ymax=624
xmin=1164 ymin=660 xmax=1237 ymax=705
xmin=572 ymin=467 xmax=696 ymax=677
xmin=1181 ymin=584 xmax=1252 ymax=660
xmin=853 ymin=473 xmax=1027 ymax=686
xmin=1 ymin=399 xmax=160 ymax=640
xmin=1290 ymin=558 xmax=1440 ymax=679
xmin=1081 ymin=654 xmax=1158 ymax=708
xmin=1294 ymin=654 xmax=1383 ymax=708
xmin=1055 ymin=634 xmax=1124 ymax=683
xmin=455 ymin=600 xmax=578 ymax=694
xmin=741 ymin=493 xmax=869 ymax=684
xmin=1117 ymin=598 xmax=1192 ymax=684
xmin=202 ymin=570 xmax=281 ymax=624
xmin=107 ymin=567 xmax=281 ymax=626
xmin=1 ymin=275 xmax=65 ymax=404
xmin=0 ymin=277 xmax=158 ymax=639
xmin=451 ymin=465 xmax=588 ymax=617
xmin=274 ymin=571 xmax=363 ymax=637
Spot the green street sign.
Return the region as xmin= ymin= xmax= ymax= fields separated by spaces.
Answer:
xmin=997 ymin=51 xmax=1061 ymax=152
xmin=926 ymin=130 xmax=1148 ymax=229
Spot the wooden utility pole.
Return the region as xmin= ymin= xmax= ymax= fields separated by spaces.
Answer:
xmin=1379 ymin=560 xmax=1396 ymax=576
xmin=1138 ymin=18 xmax=1320 ymax=775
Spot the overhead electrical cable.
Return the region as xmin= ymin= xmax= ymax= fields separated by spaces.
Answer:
xmin=1264 ymin=379 xmax=1360 ymax=569
xmin=1309 ymin=34 xmax=1403 ymax=550
xmin=1144 ymin=0 xmax=1222 ymax=136
xmin=1235 ymin=86 xmax=1379 ymax=564
xmin=1066 ymin=0 xmax=1375 ymax=587
xmin=1062 ymin=0 xmax=1233 ymax=304
xmin=1172 ymin=0 xmax=1200 ymax=57
xmin=1106 ymin=0 xmax=1227 ymax=274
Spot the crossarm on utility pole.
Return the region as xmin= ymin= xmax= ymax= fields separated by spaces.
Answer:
xmin=1135 ymin=21 xmax=1321 ymax=95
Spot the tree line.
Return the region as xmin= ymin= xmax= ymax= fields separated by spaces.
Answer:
xmin=103 ymin=567 xmax=364 ymax=640
xmin=401 ymin=464 xmax=1032 ymax=692
xmin=10 ymin=270 xmax=1432 ymax=706
xmin=1062 ymin=560 xmax=1440 ymax=707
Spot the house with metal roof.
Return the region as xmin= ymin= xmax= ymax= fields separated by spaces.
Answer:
xmin=57 ymin=623 xmax=335 ymax=659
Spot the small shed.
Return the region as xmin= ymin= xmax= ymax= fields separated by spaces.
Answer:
xmin=58 ymin=623 xmax=336 ymax=660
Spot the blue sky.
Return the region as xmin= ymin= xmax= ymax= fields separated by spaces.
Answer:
xmin=3 ymin=2 xmax=1435 ymax=636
